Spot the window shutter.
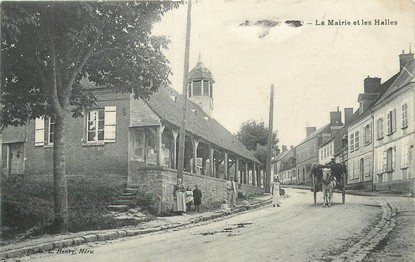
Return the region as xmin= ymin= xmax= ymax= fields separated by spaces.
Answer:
xmin=35 ymin=118 xmax=45 ymax=146
xmin=392 ymin=109 xmax=396 ymax=132
xmin=376 ymin=119 xmax=380 ymax=139
xmin=387 ymin=112 xmax=391 ymax=134
xmin=104 ymin=106 xmax=116 ymax=142
xmin=368 ymin=123 xmax=372 ymax=142
xmin=382 ymin=150 xmax=387 ymax=172
xmin=392 ymin=148 xmax=395 ymax=170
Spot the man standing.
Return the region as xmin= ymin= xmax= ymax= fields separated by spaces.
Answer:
xmin=226 ymin=176 xmax=237 ymax=207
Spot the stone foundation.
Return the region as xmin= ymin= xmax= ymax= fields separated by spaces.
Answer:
xmin=128 ymin=166 xmax=264 ymax=212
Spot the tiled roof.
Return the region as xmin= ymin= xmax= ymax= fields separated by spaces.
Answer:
xmin=350 ymin=72 xmax=400 ymax=125
xmin=188 ymin=62 xmax=215 ymax=82
xmin=375 ymin=59 xmax=415 ymax=105
xmin=297 ymin=124 xmax=331 ymax=146
xmin=145 ymin=86 xmax=259 ymax=163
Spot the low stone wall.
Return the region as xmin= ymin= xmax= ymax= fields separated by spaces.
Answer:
xmin=374 ymin=179 xmax=415 ymax=194
xmin=128 ymin=166 xmax=265 ymax=212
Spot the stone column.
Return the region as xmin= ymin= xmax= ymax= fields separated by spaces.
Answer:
xmin=252 ymin=162 xmax=256 ymax=187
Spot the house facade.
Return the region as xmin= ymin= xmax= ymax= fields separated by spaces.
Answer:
xmin=373 ymin=55 xmax=415 ymax=193
xmin=296 ymin=110 xmax=343 ymax=185
xmin=273 ymin=146 xmax=296 ymax=185
xmin=2 ymin=61 xmax=264 ymax=211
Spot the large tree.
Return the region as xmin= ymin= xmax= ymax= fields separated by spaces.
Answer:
xmin=236 ymin=120 xmax=278 ymax=164
xmin=1 ymin=1 xmax=178 ymax=232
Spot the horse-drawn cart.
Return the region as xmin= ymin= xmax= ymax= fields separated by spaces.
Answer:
xmin=310 ymin=163 xmax=347 ymax=206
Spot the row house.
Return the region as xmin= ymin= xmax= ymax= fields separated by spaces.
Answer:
xmin=2 ymin=60 xmax=264 ymax=211
xmin=372 ymin=54 xmax=414 ymax=193
xmin=318 ymin=108 xmax=353 ymax=166
xmin=272 ymin=145 xmax=297 ymax=185
xmin=295 ymin=110 xmax=344 ymax=185
xmin=347 ymin=75 xmax=398 ymax=188
xmin=347 ymin=50 xmax=414 ymax=193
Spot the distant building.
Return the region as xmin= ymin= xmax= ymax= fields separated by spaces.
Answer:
xmin=273 ymin=145 xmax=296 ymax=185
xmin=295 ymin=110 xmax=343 ymax=185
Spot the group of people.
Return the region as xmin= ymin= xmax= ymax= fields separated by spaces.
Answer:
xmin=172 ymin=175 xmax=284 ymax=214
xmin=173 ymin=178 xmax=202 ymax=213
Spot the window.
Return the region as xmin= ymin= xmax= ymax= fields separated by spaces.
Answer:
xmin=209 ymin=83 xmax=213 ymax=98
xmin=48 ymin=116 xmax=55 ymax=145
xmin=386 ymin=109 xmax=396 ymax=135
xmin=364 ymin=155 xmax=371 ymax=176
xmin=350 ymin=134 xmax=354 ymax=151
xmin=377 ymin=117 xmax=384 ymax=139
xmin=86 ymin=106 xmax=116 ymax=143
xmin=35 ymin=117 xmax=45 ymax=146
xmin=401 ymin=143 xmax=409 ymax=169
xmin=320 ymin=150 xmax=323 ymax=160
xmin=402 ymin=103 xmax=408 ymax=128
xmin=188 ymin=83 xmax=192 ymax=97
xmin=193 ymin=80 xmax=202 ymax=96
xmin=203 ymin=80 xmax=209 ymax=96
xmin=364 ymin=124 xmax=371 ymax=144
xmin=354 ymin=131 xmax=359 ymax=150
xmin=383 ymin=147 xmax=394 ymax=172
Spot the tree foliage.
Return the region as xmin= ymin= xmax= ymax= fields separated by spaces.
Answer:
xmin=1 ymin=1 xmax=178 ymax=232
xmin=236 ymin=120 xmax=278 ymax=152
xmin=1 ymin=1 xmax=178 ymax=125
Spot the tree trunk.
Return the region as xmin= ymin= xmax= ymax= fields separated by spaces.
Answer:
xmin=53 ymin=111 xmax=69 ymax=232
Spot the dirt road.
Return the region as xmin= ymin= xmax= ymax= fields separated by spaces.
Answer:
xmin=21 ymin=189 xmax=387 ymax=262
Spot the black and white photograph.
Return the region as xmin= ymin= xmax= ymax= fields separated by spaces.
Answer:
xmin=0 ymin=0 xmax=414 ymax=261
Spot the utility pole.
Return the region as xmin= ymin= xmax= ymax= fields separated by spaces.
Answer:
xmin=266 ymin=84 xmax=274 ymax=193
xmin=177 ymin=0 xmax=192 ymax=179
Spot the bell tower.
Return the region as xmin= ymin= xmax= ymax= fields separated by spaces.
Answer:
xmin=187 ymin=56 xmax=215 ymax=116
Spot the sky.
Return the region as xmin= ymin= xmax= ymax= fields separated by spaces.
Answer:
xmin=153 ymin=0 xmax=415 ymax=147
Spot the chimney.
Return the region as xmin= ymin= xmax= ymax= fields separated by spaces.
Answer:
xmin=290 ymin=145 xmax=294 ymax=150
xmin=344 ymin=108 xmax=353 ymax=125
xmin=306 ymin=127 xmax=316 ymax=137
xmin=330 ymin=107 xmax=342 ymax=126
xmin=399 ymin=48 xmax=414 ymax=71
xmin=282 ymin=145 xmax=287 ymax=152
xmin=364 ymin=76 xmax=381 ymax=93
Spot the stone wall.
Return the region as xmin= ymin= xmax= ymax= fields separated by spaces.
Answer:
xmin=128 ymin=166 xmax=265 ymax=212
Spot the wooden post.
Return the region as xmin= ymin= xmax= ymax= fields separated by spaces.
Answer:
xmin=171 ymin=129 xmax=178 ymax=169
xmin=192 ymin=137 xmax=199 ymax=174
xmin=209 ymin=146 xmax=214 ymax=177
xmin=245 ymin=161 xmax=248 ymax=184
xmin=266 ymin=84 xmax=274 ymax=193
xmin=157 ymin=124 xmax=165 ymax=166
xmin=252 ymin=162 xmax=256 ymax=187
xmin=177 ymin=0 xmax=192 ymax=179
xmin=235 ymin=158 xmax=240 ymax=184
xmin=224 ymin=152 xmax=228 ymax=180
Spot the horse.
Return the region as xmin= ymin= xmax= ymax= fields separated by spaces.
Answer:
xmin=321 ymin=168 xmax=336 ymax=207
xmin=310 ymin=163 xmax=346 ymax=206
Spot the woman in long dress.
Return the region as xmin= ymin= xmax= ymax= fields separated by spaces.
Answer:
xmin=271 ymin=177 xmax=281 ymax=207
xmin=173 ymin=178 xmax=186 ymax=213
